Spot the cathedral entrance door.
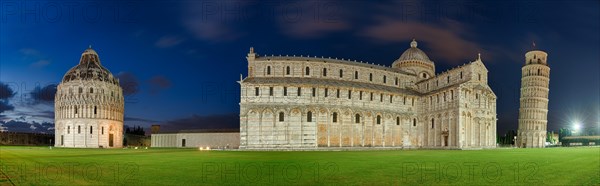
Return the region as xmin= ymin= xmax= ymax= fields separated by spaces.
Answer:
xmin=109 ymin=134 xmax=114 ymax=147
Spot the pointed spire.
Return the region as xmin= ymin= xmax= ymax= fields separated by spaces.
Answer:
xmin=532 ymin=41 xmax=536 ymax=48
xmin=478 ymin=53 xmax=481 ymax=61
xmin=247 ymin=47 xmax=256 ymax=61
xmin=88 ymin=44 xmax=92 ymax=49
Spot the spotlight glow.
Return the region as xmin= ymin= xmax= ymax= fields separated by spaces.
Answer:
xmin=573 ymin=122 xmax=582 ymax=131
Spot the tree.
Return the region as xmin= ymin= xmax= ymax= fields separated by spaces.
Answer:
xmin=546 ymin=131 xmax=556 ymax=144
xmin=125 ymin=125 xmax=146 ymax=136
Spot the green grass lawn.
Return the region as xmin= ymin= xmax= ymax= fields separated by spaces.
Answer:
xmin=0 ymin=146 xmax=598 ymax=185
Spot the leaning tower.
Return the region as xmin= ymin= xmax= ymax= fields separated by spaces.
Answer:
xmin=517 ymin=47 xmax=550 ymax=148
xmin=54 ymin=46 xmax=124 ymax=148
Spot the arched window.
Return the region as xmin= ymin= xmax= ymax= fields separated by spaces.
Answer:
xmin=255 ymin=87 xmax=260 ymax=96
xmin=396 ymin=117 xmax=400 ymax=125
xmin=286 ymin=66 xmax=290 ymax=75
xmin=447 ymin=76 xmax=450 ymax=83
xmin=75 ymin=106 xmax=78 ymax=114
xmin=336 ymin=89 xmax=340 ymax=98
xmin=305 ymin=67 xmax=310 ymax=75
xmin=431 ymin=118 xmax=435 ymax=129
xmin=537 ymin=69 xmax=541 ymax=76
xmin=383 ymin=75 xmax=387 ymax=83
xmin=413 ymin=119 xmax=417 ymax=126
xmin=403 ymin=97 xmax=406 ymax=104
xmin=79 ymin=87 xmax=83 ymax=93
xmin=348 ymin=90 xmax=351 ymax=99
xmin=422 ymin=73 xmax=427 ymax=78
xmin=354 ymin=71 xmax=358 ymax=79
xmin=78 ymin=125 xmax=81 ymax=134
xmin=355 ymin=114 xmax=360 ymax=123
xmin=395 ymin=77 xmax=398 ymax=85
xmin=90 ymin=126 xmax=93 ymax=134
xmin=307 ymin=111 xmax=313 ymax=122
xmin=339 ymin=69 xmax=343 ymax=78
xmin=94 ymin=106 xmax=97 ymax=115
xmin=333 ymin=112 xmax=338 ymax=123
xmin=68 ymin=126 xmax=70 ymax=134
xmin=267 ymin=66 xmax=271 ymax=75
xmin=460 ymin=72 xmax=463 ymax=79
xmin=279 ymin=112 xmax=284 ymax=122
xmin=101 ymin=127 xmax=104 ymax=135
xmin=478 ymin=74 xmax=481 ymax=81
xmin=90 ymin=88 xmax=93 ymax=93
xmin=369 ymin=73 xmax=373 ymax=81
xmin=444 ymin=92 xmax=447 ymax=101
xmin=323 ymin=68 xmax=327 ymax=76
xmin=376 ymin=115 xmax=381 ymax=124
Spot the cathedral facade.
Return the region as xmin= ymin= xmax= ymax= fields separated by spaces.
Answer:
xmin=239 ymin=40 xmax=497 ymax=149
xmin=54 ymin=47 xmax=124 ymax=148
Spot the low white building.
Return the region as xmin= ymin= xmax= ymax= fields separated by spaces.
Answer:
xmin=151 ymin=129 xmax=240 ymax=149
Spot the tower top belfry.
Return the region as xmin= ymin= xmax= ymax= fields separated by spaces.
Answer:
xmin=525 ymin=49 xmax=548 ymax=65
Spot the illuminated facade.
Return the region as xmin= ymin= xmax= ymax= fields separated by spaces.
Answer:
xmin=239 ymin=40 xmax=497 ymax=149
xmin=54 ymin=47 xmax=124 ymax=148
xmin=517 ymin=48 xmax=550 ymax=148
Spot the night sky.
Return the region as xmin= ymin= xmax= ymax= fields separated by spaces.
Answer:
xmin=0 ymin=0 xmax=598 ymax=135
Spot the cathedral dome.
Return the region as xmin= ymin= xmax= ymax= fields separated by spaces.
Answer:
xmin=396 ymin=39 xmax=432 ymax=63
xmin=392 ymin=39 xmax=435 ymax=79
xmin=61 ymin=46 xmax=119 ymax=85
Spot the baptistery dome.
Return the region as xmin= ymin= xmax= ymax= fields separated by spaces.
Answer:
xmin=61 ymin=47 xmax=119 ymax=85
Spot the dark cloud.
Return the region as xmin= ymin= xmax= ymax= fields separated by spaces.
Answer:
xmin=361 ymin=18 xmax=483 ymax=64
xmin=148 ymin=75 xmax=171 ymax=94
xmin=181 ymin=1 xmax=247 ymax=42
xmin=30 ymin=84 xmax=56 ymax=104
xmin=0 ymin=101 xmax=15 ymax=113
xmin=125 ymin=116 xmax=158 ymax=123
xmin=0 ymin=82 xmax=15 ymax=99
xmin=117 ymin=72 xmax=140 ymax=96
xmin=30 ymin=59 xmax=51 ymax=68
xmin=0 ymin=82 xmax=16 ymax=113
xmin=277 ymin=1 xmax=351 ymax=38
xmin=155 ymin=35 xmax=186 ymax=48
xmin=159 ymin=113 xmax=239 ymax=132
xmin=0 ymin=120 xmax=54 ymax=134
xmin=19 ymin=48 xmax=41 ymax=56
xmin=30 ymin=111 xmax=55 ymax=120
